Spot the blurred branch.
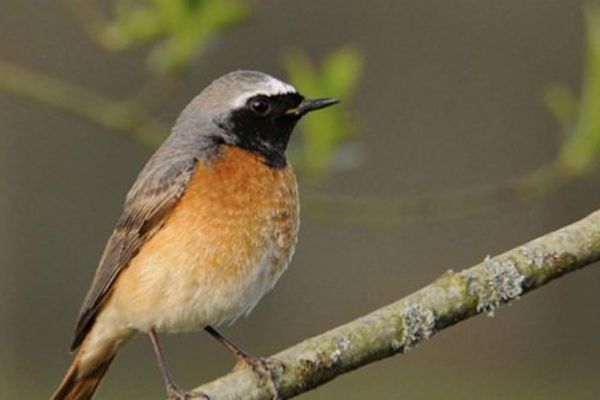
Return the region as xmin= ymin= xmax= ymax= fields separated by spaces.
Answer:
xmin=302 ymin=3 xmax=600 ymax=227
xmin=0 ymin=59 xmax=168 ymax=147
xmin=0 ymin=54 xmax=587 ymax=227
xmin=3 ymin=3 xmax=600 ymax=228
xmin=192 ymin=209 xmax=600 ymax=399
xmin=303 ymin=163 xmax=571 ymax=227
xmin=0 ymin=54 xmax=592 ymax=228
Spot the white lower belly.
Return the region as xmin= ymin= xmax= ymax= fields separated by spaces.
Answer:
xmin=162 ymin=254 xmax=286 ymax=332
xmin=103 ymin=246 xmax=289 ymax=335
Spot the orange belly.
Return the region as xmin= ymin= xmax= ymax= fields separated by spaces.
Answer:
xmin=103 ymin=146 xmax=299 ymax=333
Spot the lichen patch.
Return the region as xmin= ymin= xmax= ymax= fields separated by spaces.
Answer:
xmin=465 ymin=256 xmax=525 ymax=316
xmin=519 ymin=243 xmax=557 ymax=269
xmin=399 ymin=301 xmax=436 ymax=350
xmin=330 ymin=335 xmax=352 ymax=363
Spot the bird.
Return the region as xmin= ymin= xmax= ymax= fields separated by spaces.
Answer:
xmin=51 ymin=70 xmax=338 ymax=400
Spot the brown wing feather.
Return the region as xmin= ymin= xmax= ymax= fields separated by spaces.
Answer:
xmin=71 ymin=153 xmax=199 ymax=351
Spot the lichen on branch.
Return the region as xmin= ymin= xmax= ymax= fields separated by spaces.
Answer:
xmin=192 ymin=209 xmax=600 ymax=399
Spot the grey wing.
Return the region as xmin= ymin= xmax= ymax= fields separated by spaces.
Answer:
xmin=71 ymin=153 xmax=198 ymax=351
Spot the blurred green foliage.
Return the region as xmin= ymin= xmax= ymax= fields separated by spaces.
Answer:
xmin=77 ymin=0 xmax=365 ymax=183
xmin=546 ymin=4 xmax=600 ymax=176
xmin=11 ymin=0 xmax=600 ymax=225
xmin=284 ymin=47 xmax=364 ymax=183
xmin=100 ymin=0 xmax=251 ymax=75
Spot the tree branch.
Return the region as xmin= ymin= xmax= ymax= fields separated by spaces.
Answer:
xmin=0 ymin=58 xmax=591 ymax=227
xmin=301 ymin=163 xmax=573 ymax=227
xmin=192 ymin=209 xmax=600 ymax=399
xmin=0 ymin=59 xmax=168 ymax=147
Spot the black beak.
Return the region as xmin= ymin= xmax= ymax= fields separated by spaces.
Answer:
xmin=287 ymin=98 xmax=339 ymax=116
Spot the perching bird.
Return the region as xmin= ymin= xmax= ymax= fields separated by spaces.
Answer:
xmin=52 ymin=70 xmax=338 ymax=400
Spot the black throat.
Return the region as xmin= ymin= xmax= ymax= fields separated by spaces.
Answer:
xmin=215 ymin=93 xmax=304 ymax=168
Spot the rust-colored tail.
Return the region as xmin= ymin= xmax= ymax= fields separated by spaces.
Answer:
xmin=51 ymin=349 xmax=116 ymax=400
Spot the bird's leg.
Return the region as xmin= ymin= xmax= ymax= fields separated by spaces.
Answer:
xmin=204 ymin=326 xmax=282 ymax=399
xmin=148 ymin=329 xmax=209 ymax=400
xmin=204 ymin=326 xmax=254 ymax=364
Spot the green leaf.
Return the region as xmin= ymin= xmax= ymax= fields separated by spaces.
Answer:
xmin=322 ymin=46 xmax=364 ymax=99
xmin=282 ymin=47 xmax=364 ymax=183
xmin=544 ymin=84 xmax=577 ymax=132
xmin=101 ymin=0 xmax=250 ymax=75
xmin=558 ymin=4 xmax=600 ymax=175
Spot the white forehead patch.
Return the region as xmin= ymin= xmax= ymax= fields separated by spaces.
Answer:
xmin=230 ymin=76 xmax=297 ymax=108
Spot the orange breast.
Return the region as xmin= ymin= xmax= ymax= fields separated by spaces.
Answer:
xmin=109 ymin=146 xmax=299 ymax=330
xmin=172 ymin=145 xmax=299 ymax=279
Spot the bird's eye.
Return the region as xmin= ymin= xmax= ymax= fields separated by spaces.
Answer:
xmin=249 ymin=97 xmax=270 ymax=115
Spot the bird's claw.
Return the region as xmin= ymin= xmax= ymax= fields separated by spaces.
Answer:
xmin=166 ymin=384 xmax=210 ymax=400
xmin=234 ymin=355 xmax=283 ymax=399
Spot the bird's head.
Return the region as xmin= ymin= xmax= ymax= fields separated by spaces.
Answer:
xmin=173 ymin=70 xmax=338 ymax=168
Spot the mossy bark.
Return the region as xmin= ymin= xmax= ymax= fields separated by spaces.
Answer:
xmin=193 ymin=210 xmax=600 ymax=400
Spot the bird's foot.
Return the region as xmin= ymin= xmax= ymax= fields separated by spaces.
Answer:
xmin=234 ymin=354 xmax=283 ymax=399
xmin=166 ymin=383 xmax=210 ymax=400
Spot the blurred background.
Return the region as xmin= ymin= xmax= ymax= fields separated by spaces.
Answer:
xmin=1 ymin=1 xmax=600 ymax=399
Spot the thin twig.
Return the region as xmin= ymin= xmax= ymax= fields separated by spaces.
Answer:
xmin=0 ymin=58 xmax=588 ymax=226
xmin=302 ymin=163 xmax=573 ymax=227
xmin=0 ymin=59 xmax=167 ymax=147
